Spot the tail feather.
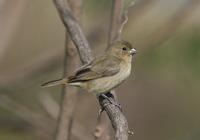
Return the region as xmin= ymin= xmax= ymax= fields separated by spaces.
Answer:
xmin=41 ymin=78 xmax=67 ymax=88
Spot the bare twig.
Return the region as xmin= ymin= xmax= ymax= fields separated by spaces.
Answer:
xmin=108 ymin=0 xmax=134 ymax=45
xmin=116 ymin=0 xmax=134 ymax=43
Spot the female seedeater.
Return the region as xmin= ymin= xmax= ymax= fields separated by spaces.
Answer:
xmin=42 ymin=40 xmax=137 ymax=97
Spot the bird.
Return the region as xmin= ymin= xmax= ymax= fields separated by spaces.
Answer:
xmin=41 ymin=40 xmax=136 ymax=97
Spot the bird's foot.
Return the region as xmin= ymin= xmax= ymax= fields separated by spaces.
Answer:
xmin=101 ymin=94 xmax=122 ymax=111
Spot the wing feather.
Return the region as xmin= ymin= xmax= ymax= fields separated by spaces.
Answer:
xmin=68 ymin=55 xmax=121 ymax=83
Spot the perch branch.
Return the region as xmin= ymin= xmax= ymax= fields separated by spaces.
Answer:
xmin=99 ymin=93 xmax=129 ymax=140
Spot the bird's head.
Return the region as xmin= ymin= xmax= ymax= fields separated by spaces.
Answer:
xmin=107 ymin=40 xmax=137 ymax=60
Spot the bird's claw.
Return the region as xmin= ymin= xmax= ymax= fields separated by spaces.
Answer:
xmin=101 ymin=94 xmax=123 ymax=112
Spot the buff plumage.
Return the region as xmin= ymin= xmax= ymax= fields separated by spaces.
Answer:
xmin=42 ymin=40 xmax=136 ymax=96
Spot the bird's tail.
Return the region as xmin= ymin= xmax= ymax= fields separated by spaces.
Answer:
xmin=41 ymin=78 xmax=67 ymax=88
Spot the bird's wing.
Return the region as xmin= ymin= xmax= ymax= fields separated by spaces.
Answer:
xmin=68 ymin=56 xmax=121 ymax=83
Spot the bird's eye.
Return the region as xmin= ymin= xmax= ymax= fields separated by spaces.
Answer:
xmin=122 ymin=47 xmax=127 ymax=51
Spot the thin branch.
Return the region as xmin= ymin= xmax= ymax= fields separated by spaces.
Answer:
xmin=55 ymin=40 xmax=80 ymax=140
xmin=53 ymin=0 xmax=93 ymax=64
xmin=108 ymin=0 xmax=134 ymax=45
xmin=54 ymin=0 xmax=83 ymax=140
xmin=116 ymin=0 xmax=134 ymax=43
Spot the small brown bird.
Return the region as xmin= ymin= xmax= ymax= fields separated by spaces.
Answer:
xmin=42 ymin=40 xmax=136 ymax=97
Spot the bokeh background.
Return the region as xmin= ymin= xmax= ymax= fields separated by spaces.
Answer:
xmin=0 ymin=0 xmax=200 ymax=140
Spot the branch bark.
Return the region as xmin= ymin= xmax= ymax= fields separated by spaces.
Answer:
xmin=53 ymin=0 xmax=93 ymax=64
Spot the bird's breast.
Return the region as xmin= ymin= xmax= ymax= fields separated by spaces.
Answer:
xmin=88 ymin=61 xmax=131 ymax=96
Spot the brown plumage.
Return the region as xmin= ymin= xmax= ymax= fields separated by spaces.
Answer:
xmin=42 ymin=40 xmax=136 ymax=96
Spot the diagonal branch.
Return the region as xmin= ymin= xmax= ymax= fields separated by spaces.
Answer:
xmin=53 ymin=0 xmax=93 ymax=64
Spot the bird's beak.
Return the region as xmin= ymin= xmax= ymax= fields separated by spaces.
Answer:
xmin=130 ymin=48 xmax=137 ymax=55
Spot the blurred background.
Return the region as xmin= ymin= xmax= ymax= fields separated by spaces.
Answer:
xmin=0 ymin=0 xmax=200 ymax=140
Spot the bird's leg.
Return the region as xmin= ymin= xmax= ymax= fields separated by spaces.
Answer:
xmin=101 ymin=94 xmax=122 ymax=111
